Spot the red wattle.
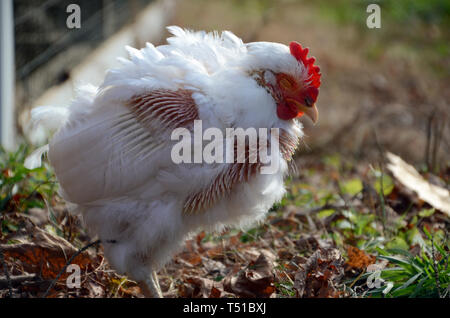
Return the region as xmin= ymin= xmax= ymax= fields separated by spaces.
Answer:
xmin=277 ymin=103 xmax=298 ymax=120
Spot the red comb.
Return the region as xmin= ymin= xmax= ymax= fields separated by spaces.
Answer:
xmin=289 ymin=41 xmax=321 ymax=89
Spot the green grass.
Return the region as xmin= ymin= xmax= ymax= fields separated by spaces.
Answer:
xmin=351 ymin=228 xmax=449 ymax=297
xmin=0 ymin=146 xmax=57 ymax=232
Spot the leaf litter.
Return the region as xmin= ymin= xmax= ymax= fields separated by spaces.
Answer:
xmin=1 ymin=147 xmax=449 ymax=298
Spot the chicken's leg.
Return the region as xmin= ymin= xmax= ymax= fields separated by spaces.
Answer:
xmin=139 ymin=271 xmax=163 ymax=298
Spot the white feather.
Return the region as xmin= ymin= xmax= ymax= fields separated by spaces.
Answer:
xmin=24 ymin=144 xmax=49 ymax=170
xmin=29 ymin=106 xmax=69 ymax=132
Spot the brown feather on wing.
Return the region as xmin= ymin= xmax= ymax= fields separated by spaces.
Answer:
xmin=127 ymin=89 xmax=199 ymax=130
xmin=183 ymin=128 xmax=300 ymax=215
xmin=110 ymin=89 xmax=200 ymax=160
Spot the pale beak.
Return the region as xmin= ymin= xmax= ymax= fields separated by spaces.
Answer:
xmin=286 ymin=98 xmax=319 ymax=124
xmin=299 ymin=103 xmax=319 ymax=124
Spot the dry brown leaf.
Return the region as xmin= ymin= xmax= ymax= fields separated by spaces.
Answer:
xmin=119 ymin=285 xmax=141 ymax=298
xmin=295 ymin=235 xmax=333 ymax=253
xmin=229 ymin=234 xmax=241 ymax=246
xmin=224 ymin=253 xmax=275 ymax=298
xmin=209 ymin=286 xmax=221 ymax=298
xmin=184 ymin=276 xmax=225 ymax=298
xmin=277 ymin=248 xmax=294 ymax=261
xmin=202 ymin=257 xmax=227 ymax=277
xmin=178 ymin=251 xmax=203 ymax=267
xmin=293 ymin=248 xmax=344 ymax=298
xmin=243 ymin=248 xmax=276 ymax=264
xmin=345 ymin=246 xmax=376 ymax=271
xmin=1 ymin=225 xmax=93 ymax=280
xmin=386 ymin=152 xmax=450 ymax=216
xmin=206 ymin=245 xmax=224 ymax=259
xmin=196 ymin=231 xmax=206 ymax=245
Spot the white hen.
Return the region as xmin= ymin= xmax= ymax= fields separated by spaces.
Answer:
xmin=27 ymin=26 xmax=321 ymax=297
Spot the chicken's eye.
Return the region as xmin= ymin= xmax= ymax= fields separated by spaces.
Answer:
xmin=304 ymin=96 xmax=313 ymax=107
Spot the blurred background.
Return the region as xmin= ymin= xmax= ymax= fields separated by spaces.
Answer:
xmin=2 ymin=0 xmax=450 ymax=169
xmin=1 ymin=0 xmax=448 ymax=169
xmin=0 ymin=0 xmax=449 ymax=299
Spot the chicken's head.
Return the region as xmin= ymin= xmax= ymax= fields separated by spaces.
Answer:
xmin=275 ymin=42 xmax=321 ymax=122
xmin=249 ymin=41 xmax=321 ymax=123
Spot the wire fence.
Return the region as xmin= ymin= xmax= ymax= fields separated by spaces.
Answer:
xmin=14 ymin=0 xmax=154 ymax=109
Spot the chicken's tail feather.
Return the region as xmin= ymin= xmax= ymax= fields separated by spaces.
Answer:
xmin=30 ymin=106 xmax=70 ymax=131
xmin=24 ymin=144 xmax=49 ymax=170
xmin=25 ymin=84 xmax=99 ymax=170
xmin=24 ymin=106 xmax=69 ymax=170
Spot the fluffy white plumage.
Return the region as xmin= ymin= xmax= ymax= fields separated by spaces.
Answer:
xmin=29 ymin=26 xmax=320 ymax=296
